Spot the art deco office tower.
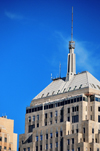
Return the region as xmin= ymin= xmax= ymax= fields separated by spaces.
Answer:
xmin=19 ymin=8 xmax=100 ymax=151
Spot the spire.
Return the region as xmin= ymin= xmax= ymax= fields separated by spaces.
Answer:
xmin=66 ymin=7 xmax=76 ymax=81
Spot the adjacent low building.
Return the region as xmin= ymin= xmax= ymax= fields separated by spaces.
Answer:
xmin=0 ymin=116 xmax=17 ymax=151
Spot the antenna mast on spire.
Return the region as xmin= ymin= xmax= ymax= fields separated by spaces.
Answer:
xmin=71 ymin=6 xmax=73 ymax=41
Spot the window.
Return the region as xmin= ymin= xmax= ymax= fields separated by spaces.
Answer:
xmin=68 ymin=108 xmax=70 ymax=113
xmin=28 ymin=148 xmax=30 ymax=151
xmin=56 ymin=142 xmax=58 ymax=148
xmin=83 ymin=128 xmax=85 ymax=133
xmin=36 ymin=136 xmax=38 ymax=142
xmin=46 ymin=134 xmax=48 ymax=139
xmin=0 ymin=137 xmax=2 ymax=141
xmin=98 ymin=107 xmax=100 ymax=112
xmin=36 ymin=146 xmax=38 ymax=151
xmin=98 ymin=115 xmax=100 ymax=122
xmin=72 ymin=130 xmax=74 ymax=134
xmin=4 ymin=147 xmax=6 ymax=150
xmin=40 ymin=135 xmax=43 ymax=141
xmin=72 ymin=107 xmax=74 ymax=112
xmin=76 ymin=129 xmax=78 ymax=133
xmin=23 ymin=149 xmax=26 ymax=151
xmin=50 ymin=121 xmax=52 ymax=125
xmin=96 ymin=138 xmax=97 ymax=143
xmin=37 ymin=123 xmax=39 ymax=127
xmin=46 ymin=144 xmax=48 ymax=150
xmin=50 ymin=133 xmax=52 ymax=138
xmin=45 ymin=113 xmax=47 ymax=118
xmin=55 ymin=119 xmax=57 ymax=123
xmin=55 ymin=111 xmax=58 ymax=117
xmin=28 ymin=116 xmax=31 ymax=122
xmin=4 ymin=138 xmax=7 ymax=142
xmin=50 ymin=112 xmax=52 ymax=118
xmin=0 ymin=146 xmax=2 ymax=151
xmin=77 ymin=148 xmax=80 ymax=151
xmin=90 ymin=115 xmax=92 ymax=120
xmin=37 ymin=115 xmax=39 ymax=120
xmin=50 ymin=143 xmax=52 ymax=149
xmin=56 ymin=131 xmax=58 ymax=137
xmin=9 ymin=148 xmax=11 ymax=150
xmin=40 ymin=145 xmax=42 ymax=150
xmin=86 ymin=106 xmax=87 ymax=111
xmin=67 ymin=116 xmax=70 ymax=121
xmin=72 ymin=138 xmax=74 ymax=144
xmin=83 ymin=138 xmax=85 ymax=142
xmin=33 ymin=116 xmax=35 ymax=121
xmin=85 ymin=115 xmax=87 ymax=120
xmin=72 ymin=115 xmax=79 ymax=123
xmin=45 ymin=122 xmax=47 ymax=126
xmin=92 ymin=128 xmax=94 ymax=133
xmin=60 ymin=130 xmax=63 ymax=136
xmin=91 ymin=106 xmax=92 ymax=111
xmin=67 ymin=139 xmax=70 ymax=145
xmin=97 ymin=148 xmax=99 ymax=151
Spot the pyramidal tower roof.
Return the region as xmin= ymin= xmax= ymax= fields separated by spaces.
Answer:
xmin=33 ymin=7 xmax=100 ymax=100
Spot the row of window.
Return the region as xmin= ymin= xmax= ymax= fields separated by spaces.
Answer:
xmin=36 ymin=131 xmax=63 ymax=141
xmin=35 ymin=142 xmax=58 ymax=151
xmin=67 ymin=138 xmax=74 ymax=145
xmin=0 ymin=146 xmax=11 ymax=150
xmin=0 ymin=137 xmax=7 ymax=142
xmin=26 ymin=96 xmax=86 ymax=114
xmin=23 ymin=147 xmax=30 ymax=151
xmin=28 ymin=106 xmax=79 ymax=123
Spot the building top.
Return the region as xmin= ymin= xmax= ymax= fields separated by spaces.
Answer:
xmin=33 ymin=71 xmax=100 ymax=100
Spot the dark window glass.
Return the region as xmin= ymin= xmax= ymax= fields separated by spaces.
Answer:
xmin=64 ymin=100 xmax=67 ymax=104
xmin=83 ymin=128 xmax=85 ymax=133
xmin=28 ymin=147 xmax=30 ymax=151
xmin=76 ymin=106 xmax=79 ymax=111
xmin=78 ymin=148 xmax=80 ymax=151
xmin=76 ymin=129 xmax=78 ymax=133
xmin=46 ymin=134 xmax=48 ymax=139
xmin=50 ymin=112 xmax=52 ymax=118
xmin=98 ymin=116 xmax=100 ymax=122
xmin=56 ymin=142 xmax=58 ymax=148
xmin=72 ymin=138 xmax=74 ymax=144
xmin=77 ymin=98 xmax=79 ymax=102
xmin=68 ymin=100 xmax=70 ymax=104
xmin=60 ymin=131 xmax=63 ymax=137
xmin=45 ymin=122 xmax=47 ymax=126
xmin=92 ymin=128 xmax=94 ymax=133
xmin=0 ymin=137 xmax=2 ymax=141
xmin=50 ymin=143 xmax=52 ymax=149
xmin=67 ymin=117 xmax=70 ymax=121
xmin=74 ymin=98 xmax=76 ymax=102
xmin=56 ymin=131 xmax=58 ymax=137
xmin=67 ymin=139 xmax=70 ymax=145
xmin=36 ymin=136 xmax=38 ymax=141
xmin=72 ymin=115 xmax=79 ymax=123
xmin=50 ymin=133 xmax=52 ymax=138
xmin=98 ymin=107 xmax=100 ymax=112
xmin=37 ymin=123 xmax=39 ymax=127
xmin=4 ymin=147 xmax=6 ymax=150
xmin=32 ymin=108 xmax=34 ymax=112
xmin=71 ymin=99 xmax=73 ymax=103
xmin=28 ymin=125 xmax=35 ymax=133
xmin=80 ymin=97 xmax=82 ymax=101
xmin=68 ymin=108 xmax=70 ymax=113
xmin=72 ymin=107 xmax=74 ymax=112
xmin=40 ymin=135 xmax=43 ymax=141
xmin=46 ymin=144 xmax=48 ymax=150
xmin=45 ymin=113 xmax=47 ymax=118
xmin=36 ymin=146 xmax=38 ymax=151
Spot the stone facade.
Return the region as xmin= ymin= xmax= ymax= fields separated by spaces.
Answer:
xmin=19 ymin=87 xmax=100 ymax=151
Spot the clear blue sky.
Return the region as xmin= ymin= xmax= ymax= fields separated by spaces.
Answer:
xmin=0 ymin=0 xmax=100 ymax=149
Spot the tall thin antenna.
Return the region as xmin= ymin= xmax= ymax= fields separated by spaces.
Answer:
xmin=71 ymin=6 xmax=73 ymax=41
xmin=59 ymin=63 xmax=61 ymax=78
